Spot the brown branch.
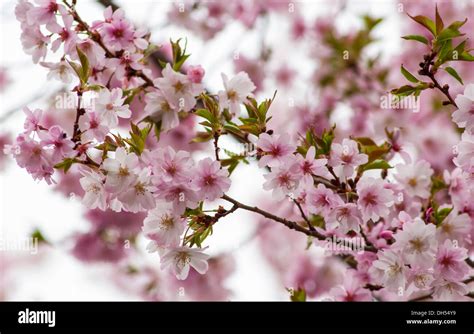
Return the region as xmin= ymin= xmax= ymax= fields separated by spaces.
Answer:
xmin=293 ymin=199 xmax=314 ymax=231
xmin=418 ymin=52 xmax=457 ymax=108
xmin=221 ymin=194 xmax=377 ymax=252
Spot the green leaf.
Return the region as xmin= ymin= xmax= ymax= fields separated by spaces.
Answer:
xmin=54 ymin=158 xmax=76 ymax=173
xmin=195 ymin=108 xmax=216 ymax=123
xmin=436 ymin=28 xmax=464 ymax=43
xmin=407 ymin=14 xmax=436 ymax=36
xmin=288 ymin=287 xmax=306 ymax=302
xmin=353 ymin=137 xmax=377 ymax=146
xmin=76 ymin=46 xmax=90 ymax=84
xmin=359 ymin=159 xmax=392 ymax=172
xmin=444 ymin=66 xmax=463 ymax=84
xmin=401 ymin=35 xmax=429 ymax=45
xmin=435 ymin=5 xmax=444 ymax=35
xmin=447 ymin=18 xmax=467 ymax=31
xmin=401 ymin=65 xmax=419 ymax=83
xmin=31 ymin=228 xmax=50 ymax=245
xmin=434 ymin=207 xmax=453 ymax=226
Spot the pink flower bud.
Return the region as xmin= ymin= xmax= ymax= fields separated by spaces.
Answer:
xmin=187 ymin=65 xmax=205 ymax=84
xmin=379 ymin=230 xmax=393 ymax=240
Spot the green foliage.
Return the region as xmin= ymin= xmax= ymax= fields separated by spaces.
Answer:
xmin=53 ymin=158 xmax=77 ymax=173
xmin=123 ymin=122 xmax=152 ymax=155
xmin=297 ymin=126 xmax=336 ymax=157
xmin=169 ymin=38 xmax=190 ymax=71
xmin=433 ymin=207 xmax=453 ymax=226
xmin=67 ymin=46 xmax=91 ymax=86
xmin=287 ymin=287 xmax=307 ymax=302
xmin=395 ymin=6 xmax=473 ymax=99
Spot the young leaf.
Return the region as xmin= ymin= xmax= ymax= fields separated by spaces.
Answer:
xmin=401 ymin=35 xmax=429 ymax=45
xmin=435 ymin=5 xmax=444 ymax=35
xmin=401 ymin=65 xmax=419 ymax=83
xmin=444 ymin=66 xmax=463 ymax=84
xmin=359 ymin=159 xmax=392 ymax=172
xmin=407 ymin=14 xmax=436 ymax=36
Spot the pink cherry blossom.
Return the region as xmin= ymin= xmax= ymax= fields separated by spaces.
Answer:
xmin=369 ymin=249 xmax=407 ymax=292
xmin=160 ymin=246 xmax=210 ymax=280
xmin=20 ymin=26 xmax=49 ymax=63
xmin=356 ymin=177 xmax=394 ymax=222
xmin=144 ymin=89 xmax=179 ymax=131
xmin=452 ymin=83 xmax=474 ymax=134
xmin=434 ymin=239 xmax=470 ymax=282
xmin=26 ymin=0 xmax=62 ymax=31
xmin=103 ymin=147 xmax=139 ymax=193
xmin=79 ymin=169 xmax=108 ymax=211
xmin=117 ymin=168 xmax=156 ymax=213
xmin=218 ymin=72 xmax=256 ymax=115
xmin=143 ymin=205 xmax=186 ymax=249
xmin=329 ymin=272 xmax=372 ymax=301
xmin=295 ymin=146 xmax=329 ymax=182
xmin=193 ymin=158 xmax=231 ymax=201
xmin=38 ymin=125 xmax=74 ymax=161
xmin=40 ymin=60 xmax=74 ymax=83
xmin=307 ymin=183 xmax=343 ymax=217
xmin=432 ymin=279 xmax=469 ymax=301
xmin=23 ymin=107 xmax=43 ymax=134
xmin=392 ymin=218 xmax=437 ymax=267
xmin=326 ymin=203 xmax=363 ymax=234
xmin=78 ymin=111 xmax=109 ymax=142
xmin=262 ymin=158 xmax=300 ymax=200
xmin=50 ymin=11 xmax=78 ymax=54
xmin=105 ymin=51 xmax=144 ymax=79
xmin=155 ymin=64 xmax=203 ymax=112
xmin=436 ymin=210 xmax=471 ymax=245
xmin=257 ymin=132 xmax=295 ymax=168
xmin=149 ymin=146 xmax=194 ymax=184
xmin=393 ymin=160 xmax=433 ymax=199
xmin=94 ymin=88 xmax=131 ymax=127
xmin=329 ymin=139 xmax=368 ymax=179
xmin=453 ymin=132 xmax=474 ymax=172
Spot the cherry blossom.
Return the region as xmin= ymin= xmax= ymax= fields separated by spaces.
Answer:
xmin=160 ymin=246 xmax=210 ymax=280
xmin=256 ymin=132 xmax=295 ymax=168
xmin=434 ymin=239 xmax=470 ymax=282
xmin=356 ymin=177 xmax=394 ymax=222
xmin=143 ymin=205 xmax=186 ymax=248
xmin=307 ymin=183 xmax=343 ymax=217
xmin=392 ymin=218 xmax=437 ymax=267
xmin=103 ymin=147 xmax=139 ymax=193
xmin=369 ymin=249 xmax=407 ymax=292
xmin=94 ymin=88 xmax=132 ymax=127
xmin=218 ymin=72 xmax=256 ymax=115
xmin=79 ymin=169 xmax=108 ymax=211
xmin=154 ymin=64 xmax=203 ymax=112
xmin=329 ymin=139 xmax=368 ymax=178
xmin=193 ymin=158 xmax=231 ymax=201
xmin=393 ymin=160 xmax=433 ymax=199
xmin=144 ymin=89 xmax=179 ymax=131
xmin=452 ymin=83 xmax=474 ymax=134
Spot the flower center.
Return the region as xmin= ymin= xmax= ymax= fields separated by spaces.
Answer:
xmin=227 ymin=90 xmax=237 ymax=101
xmin=409 ymin=237 xmax=424 ymax=252
xmin=173 ymin=81 xmax=185 ymax=93
xmin=362 ymin=192 xmax=377 ymax=206
xmin=174 ymin=251 xmax=190 ymax=269
xmin=159 ymin=214 xmax=175 ymax=230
